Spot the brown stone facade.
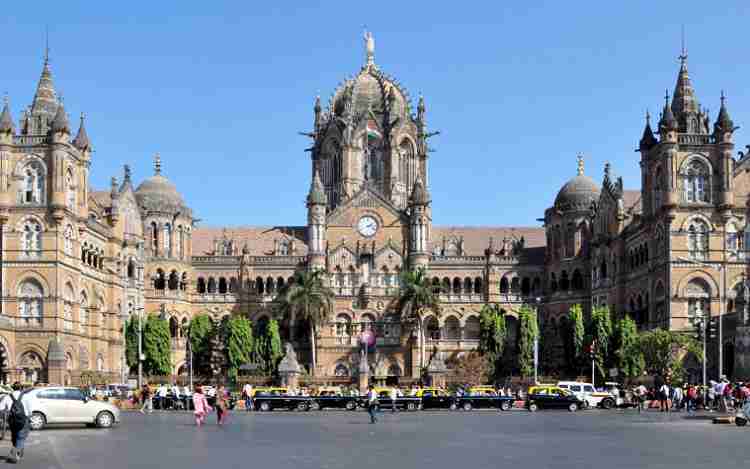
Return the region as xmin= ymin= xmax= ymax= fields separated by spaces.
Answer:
xmin=1 ymin=39 xmax=749 ymax=387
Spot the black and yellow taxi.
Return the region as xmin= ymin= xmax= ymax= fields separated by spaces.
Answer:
xmin=456 ymin=386 xmax=515 ymax=411
xmin=414 ymin=387 xmax=456 ymax=410
xmin=310 ymin=386 xmax=359 ymax=411
xmin=251 ymin=387 xmax=312 ymax=412
xmin=526 ymin=385 xmax=585 ymax=412
xmin=370 ymin=387 xmax=421 ymax=411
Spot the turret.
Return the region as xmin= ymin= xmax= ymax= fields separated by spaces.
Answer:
xmin=639 ymin=111 xmax=657 ymax=150
xmin=72 ymin=112 xmax=92 ymax=156
xmin=658 ymin=91 xmax=678 ymax=143
xmin=0 ymin=97 xmax=15 ymax=144
xmin=713 ymin=92 xmax=736 ymax=144
xmin=50 ymin=99 xmax=70 ymax=143
xmin=408 ymin=176 xmax=431 ymax=269
xmin=714 ymin=92 xmax=737 ymax=209
xmin=306 ymin=169 xmax=327 ymax=270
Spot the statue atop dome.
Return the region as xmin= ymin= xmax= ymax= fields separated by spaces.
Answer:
xmin=364 ymin=30 xmax=375 ymax=66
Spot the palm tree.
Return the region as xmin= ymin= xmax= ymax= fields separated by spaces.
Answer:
xmin=276 ymin=269 xmax=334 ymax=376
xmin=392 ymin=268 xmax=442 ymax=373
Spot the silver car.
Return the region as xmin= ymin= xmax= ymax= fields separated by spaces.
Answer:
xmin=25 ymin=387 xmax=121 ymax=430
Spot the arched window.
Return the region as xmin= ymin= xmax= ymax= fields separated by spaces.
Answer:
xmin=218 ymin=277 xmax=227 ymax=294
xmin=169 ymin=316 xmax=179 ymax=338
xmin=511 ymin=277 xmax=520 ymax=293
xmin=685 ymin=277 xmax=711 ymax=320
xmin=207 ymin=277 xmax=216 ymax=293
xmin=335 ymin=314 xmax=351 ymax=337
xmin=521 ymin=277 xmax=531 ymax=296
xmin=278 ymin=239 xmax=290 ymax=256
xmin=150 ymin=222 xmax=158 ymax=253
xmin=425 ymin=317 xmax=440 ymax=340
xmin=452 ymin=278 xmax=461 ymax=294
xmin=688 ymin=220 xmax=709 ymax=260
xmin=500 ymin=277 xmax=509 ymax=294
xmin=22 ymin=219 xmax=42 ymax=257
xmin=683 ymin=159 xmax=710 ymax=203
xmin=532 ymin=277 xmax=541 ymax=294
xmin=334 ymin=363 xmax=349 ymax=377
xmin=442 ymin=278 xmax=451 ymax=294
xmin=154 ymin=269 xmax=166 ymax=290
xmin=266 ymin=277 xmax=274 ymax=294
xmin=168 ymin=271 xmax=179 ymax=291
xmin=361 ymin=313 xmax=375 ymax=332
xmin=177 ymin=226 xmax=184 ymax=259
xmin=197 ymin=277 xmax=206 ymax=294
xmin=654 ymin=166 xmax=665 ymax=211
xmin=127 ymin=259 xmax=136 ymax=279
xmin=21 ymin=161 xmax=45 ymax=204
xmin=464 ymin=316 xmax=480 ymax=340
xmin=96 ymin=354 xmax=105 ymax=372
xmin=181 ymin=272 xmax=187 ymax=291
xmin=79 ymin=291 xmax=88 ymax=332
xmin=163 ymin=223 xmax=172 ymax=257
xmin=277 ymin=277 xmax=285 ymax=291
xmin=549 ymin=273 xmax=558 ymax=293
xmin=255 ymin=277 xmax=264 ymax=294
xmin=560 ymin=271 xmax=570 ymax=291
xmin=572 ymin=270 xmax=584 ymax=290
xmin=443 ymin=317 xmax=460 ymax=339
xmin=65 ymin=168 xmax=76 ymax=210
xmin=63 ymin=283 xmax=74 ymax=331
xmin=63 ymin=225 xmax=74 ymax=256
xmin=18 ymin=279 xmax=44 ymax=324
xmin=229 ymin=277 xmax=237 ymax=293
xmin=727 ymin=222 xmax=739 ymax=253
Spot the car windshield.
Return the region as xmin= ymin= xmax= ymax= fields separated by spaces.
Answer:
xmin=570 ymin=385 xmax=582 ymax=392
xmin=584 ymin=386 xmax=595 ymax=393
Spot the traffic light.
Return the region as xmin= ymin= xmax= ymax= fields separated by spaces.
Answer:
xmin=708 ymin=317 xmax=718 ymax=340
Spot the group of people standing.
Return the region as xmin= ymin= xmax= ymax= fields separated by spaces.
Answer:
xmin=631 ymin=376 xmax=750 ymax=413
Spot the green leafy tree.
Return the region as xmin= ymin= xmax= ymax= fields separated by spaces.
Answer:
xmin=266 ymin=319 xmax=283 ymax=372
xmin=638 ymin=329 xmax=702 ymax=382
xmin=517 ymin=305 xmax=539 ymax=378
xmin=612 ymin=316 xmax=644 ymax=380
xmin=539 ymin=320 xmax=560 ymax=376
xmin=188 ymin=314 xmax=215 ymax=375
xmin=479 ymin=304 xmax=507 ymax=382
xmin=276 ymin=270 xmax=335 ymax=375
xmin=125 ymin=317 xmax=139 ymax=372
xmin=589 ymin=306 xmax=613 ymax=382
xmin=393 ymin=268 xmax=442 ymax=373
xmin=562 ymin=304 xmax=586 ymax=375
xmin=225 ymin=316 xmax=254 ymax=378
xmin=142 ymin=315 xmax=172 ymax=376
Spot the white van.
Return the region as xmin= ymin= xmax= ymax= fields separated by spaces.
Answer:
xmin=557 ymin=381 xmax=617 ymax=409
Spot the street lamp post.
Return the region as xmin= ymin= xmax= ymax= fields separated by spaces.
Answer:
xmin=690 ymin=303 xmax=707 ymax=391
xmin=532 ymin=297 xmax=541 ymax=385
xmin=136 ymin=306 xmax=145 ymax=389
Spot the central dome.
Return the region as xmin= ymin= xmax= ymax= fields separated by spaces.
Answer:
xmin=330 ymin=67 xmax=409 ymax=120
xmin=554 ymin=156 xmax=600 ymax=212
xmin=135 ymin=155 xmax=190 ymax=214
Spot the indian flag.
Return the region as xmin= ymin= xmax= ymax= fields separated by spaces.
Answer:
xmin=366 ymin=120 xmax=381 ymax=141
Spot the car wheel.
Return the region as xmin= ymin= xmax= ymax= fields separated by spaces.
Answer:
xmin=310 ymin=401 xmax=321 ymax=411
xmin=736 ymin=417 xmax=747 ymax=427
xmin=260 ymin=402 xmax=271 ymax=412
xmin=528 ymin=403 xmax=538 ymax=412
xmin=407 ymin=402 xmax=417 ymax=412
xmin=96 ymin=411 xmax=115 ymax=428
xmin=601 ymin=398 xmax=614 ymax=410
xmin=500 ymin=401 xmax=512 ymax=412
xmin=345 ymin=401 xmax=356 ymax=411
xmin=568 ymin=403 xmax=578 ymax=412
xmin=449 ymin=403 xmax=458 ymax=411
xmin=296 ymin=401 xmax=308 ymax=412
xmin=462 ymin=402 xmax=472 ymax=411
xmin=29 ymin=412 xmax=46 ymax=431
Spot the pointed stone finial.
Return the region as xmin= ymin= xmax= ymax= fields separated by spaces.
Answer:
xmin=604 ymin=162 xmax=611 ymax=179
xmin=640 ymin=109 xmax=657 ymax=148
xmin=576 ymin=154 xmax=584 ymax=176
xmin=364 ymin=29 xmax=375 ymax=66
xmin=714 ymin=90 xmax=734 ymax=134
xmin=0 ymin=94 xmax=14 ymax=135
xmin=72 ymin=112 xmax=91 ymax=151
xmin=410 ymin=176 xmax=430 ymax=205
xmin=123 ymin=164 xmax=131 ymax=183
xmin=307 ymin=169 xmax=327 ymax=206
xmin=154 ymin=153 xmax=162 ymax=175
xmin=110 ymin=176 xmax=118 ymax=195
xmin=50 ymin=99 xmax=70 ymax=134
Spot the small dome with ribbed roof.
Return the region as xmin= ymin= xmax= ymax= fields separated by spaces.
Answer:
xmin=554 ymin=155 xmax=600 ymax=212
xmin=135 ymin=154 xmax=191 ymax=215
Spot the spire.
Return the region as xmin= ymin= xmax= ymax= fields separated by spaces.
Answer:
xmin=72 ymin=112 xmax=91 ymax=151
xmin=364 ymin=29 xmax=375 ymax=66
xmin=30 ymin=50 xmax=58 ymax=121
xmin=123 ymin=164 xmax=132 ymax=184
xmin=307 ymin=169 xmax=326 ymax=205
xmin=714 ymin=90 xmax=735 ymax=134
xmin=50 ymin=98 xmax=70 ymax=134
xmin=0 ymin=95 xmax=15 ymax=135
xmin=639 ymin=110 xmax=657 ymax=148
xmin=154 ymin=153 xmax=162 ymax=175
xmin=110 ymin=176 xmax=118 ymax=197
xmin=313 ymin=94 xmax=322 ymax=133
xmin=409 ymin=176 xmax=430 ymax=205
xmin=659 ymin=90 xmax=678 ymax=132
xmin=576 ymin=154 xmax=584 ymax=176
xmin=671 ymin=42 xmax=700 ymax=130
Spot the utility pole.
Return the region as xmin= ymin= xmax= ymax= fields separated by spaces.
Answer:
xmin=137 ymin=306 xmax=145 ymax=388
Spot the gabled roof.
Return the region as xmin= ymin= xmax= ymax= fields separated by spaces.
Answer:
xmin=192 ymin=226 xmax=308 ymax=256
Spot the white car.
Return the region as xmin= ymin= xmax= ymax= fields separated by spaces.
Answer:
xmin=557 ymin=381 xmax=617 ymax=409
xmin=25 ymin=387 xmax=121 ymax=430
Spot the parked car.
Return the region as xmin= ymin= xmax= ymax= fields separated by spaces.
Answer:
xmin=456 ymin=386 xmax=515 ymax=411
xmin=415 ymin=388 xmax=456 ymax=410
xmin=310 ymin=388 xmax=358 ymax=411
xmin=526 ymin=385 xmax=585 ymax=412
xmin=369 ymin=387 xmax=420 ymax=411
xmin=26 ymin=387 xmax=121 ymax=430
xmin=252 ymin=387 xmax=311 ymax=411
xmin=557 ymin=381 xmax=617 ymax=409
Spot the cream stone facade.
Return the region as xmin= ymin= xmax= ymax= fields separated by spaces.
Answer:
xmin=1 ymin=37 xmax=749 ymax=386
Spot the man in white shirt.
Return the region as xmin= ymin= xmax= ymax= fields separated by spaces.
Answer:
xmin=0 ymin=383 xmax=32 ymax=463
xmin=156 ymin=384 xmax=168 ymax=410
xmin=390 ymin=387 xmax=399 ymax=413
xmin=659 ymin=383 xmax=670 ymax=413
xmin=634 ymin=384 xmax=648 ymax=412
xmin=242 ymin=383 xmax=253 ymax=412
xmin=367 ymin=385 xmax=378 ymax=424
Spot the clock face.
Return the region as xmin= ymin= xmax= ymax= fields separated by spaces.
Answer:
xmin=357 ymin=216 xmax=378 ymax=237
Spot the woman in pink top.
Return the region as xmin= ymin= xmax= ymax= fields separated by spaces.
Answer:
xmin=192 ymin=386 xmax=212 ymax=426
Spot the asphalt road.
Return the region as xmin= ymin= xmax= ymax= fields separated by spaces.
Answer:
xmin=3 ymin=409 xmax=749 ymax=469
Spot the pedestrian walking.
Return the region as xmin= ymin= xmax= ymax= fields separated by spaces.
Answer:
xmin=672 ymin=385 xmax=683 ymax=412
xmin=216 ymin=385 xmax=229 ymax=425
xmin=634 ymin=384 xmax=647 ymax=413
xmin=390 ymin=386 xmax=399 ymax=413
xmin=139 ymin=384 xmax=153 ymax=414
xmin=242 ymin=383 xmax=254 ymax=412
xmin=192 ymin=386 xmax=212 ymax=426
xmin=0 ymin=382 xmax=31 ymax=463
xmin=367 ymin=385 xmax=379 ymax=424
xmin=686 ymin=385 xmax=697 ymax=412
xmin=659 ymin=382 xmax=670 ymax=413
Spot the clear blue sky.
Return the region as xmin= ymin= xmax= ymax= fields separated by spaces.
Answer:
xmin=3 ymin=1 xmax=750 ymax=228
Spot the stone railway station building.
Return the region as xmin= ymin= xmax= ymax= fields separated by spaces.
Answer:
xmin=0 ymin=35 xmax=749 ymax=386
